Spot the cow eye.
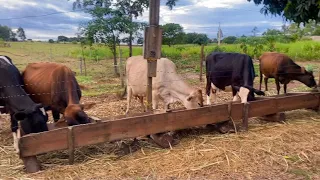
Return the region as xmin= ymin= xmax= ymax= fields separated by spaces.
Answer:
xmin=198 ymin=103 xmax=201 ymax=106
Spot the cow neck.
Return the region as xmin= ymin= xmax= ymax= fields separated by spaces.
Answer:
xmin=168 ymin=77 xmax=194 ymax=102
xmin=66 ymin=77 xmax=80 ymax=105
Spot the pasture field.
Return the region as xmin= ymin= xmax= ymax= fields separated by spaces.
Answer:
xmin=0 ymin=42 xmax=320 ymax=179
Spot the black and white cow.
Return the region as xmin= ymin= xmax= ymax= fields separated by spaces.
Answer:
xmin=206 ymin=52 xmax=265 ymax=104
xmin=0 ymin=55 xmax=48 ymax=153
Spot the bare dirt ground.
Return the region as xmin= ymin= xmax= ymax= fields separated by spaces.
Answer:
xmin=0 ymin=44 xmax=320 ymax=179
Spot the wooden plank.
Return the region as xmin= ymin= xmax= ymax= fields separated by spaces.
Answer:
xmin=277 ymin=93 xmax=319 ymax=112
xmin=73 ymin=104 xmax=229 ymax=148
xmin=20 ymin=128 xmax=69 ymax=157
xmin=249 ymin=99 xmax=278 ymax=117
xmin=230 ymin=102 xmax=243 ymax=121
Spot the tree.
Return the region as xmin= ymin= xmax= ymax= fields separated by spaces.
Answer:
xmin=114 ymin=0 xmax=148 ymax=57
xmin=247 ymin=0 xmax=320 ymax=25
xmin=193 ymin=33 xmax=209 ymax=45
xmin=262 ymin=29 xmax=283 ymax=36
xmin=71 ymin=0 xmax=178 ymax=57
xmin=57 ymin=35 xmax=69 ymax=43
xmin=0 ymin=25 xmax=13 ymax=41
xmin=48 ymin=39 xmax=54 ymax=43
xmin=251 ymin=26 xmax=258 ymax=36
xmin=17 ymin=27 xmax=26 ymax=41
xmin=222 ymin=36 xmax=237 ymax=44
xmin=162 ymin=23 xmax=184 ymax=46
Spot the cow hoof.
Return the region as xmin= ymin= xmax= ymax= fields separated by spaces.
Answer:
xmin=149 ymin=133 xmax=179 ymax=148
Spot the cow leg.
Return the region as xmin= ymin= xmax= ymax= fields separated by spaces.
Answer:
xmin=126 ymin=87 xmax=132 ymax=114
xmin=138 ymin=96 xmax=146 ymax=112
xmin=283 ymin=83 xmax=288 ymax=94
xmin=152 ymin=91 xmax=159 ymax=110
xmin=232 ymin=87 xmax=239 ymax=102
xmin=12 ymin=129 xmax=21 ymax=153
xmin=275 ymin=78 xmax=281 ymax=95
xmin=52 ymin=109 xmax=60 ymax=122
xmin=207 ymin=83 xmax=217 ymax=104
xmin=264 ymin=77 xmax=269 ymax=91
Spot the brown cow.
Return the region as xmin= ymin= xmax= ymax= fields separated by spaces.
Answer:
xmin=259 ymin=52 xmax=317 ymax=94
xmin=22 ymin=62 xmax=95 ymax=126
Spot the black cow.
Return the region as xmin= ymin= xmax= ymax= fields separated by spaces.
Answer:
xmin=0 ymin=55 xmax=48 ymax=153
xmin=205 ymin=52 xmax=265 ymax=105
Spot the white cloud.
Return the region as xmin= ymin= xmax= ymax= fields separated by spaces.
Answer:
xmin=46 ymin=3 xmax=90 ymax=19
xmin=194 ymin=0 xmax=247 ymax=8
xmin=0 ymin=0 xmax=37 ymax=9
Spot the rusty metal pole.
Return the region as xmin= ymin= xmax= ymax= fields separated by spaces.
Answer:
xmin=144 ymin=0 xmax=162 ymax=111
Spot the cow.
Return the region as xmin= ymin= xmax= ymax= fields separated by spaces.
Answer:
xmin=259 ymin=52 xmax=317 ymax=94
xmin=125 ymin=55 xmax=204 ymax=114
xmin=22 ymin=62 xmax=95 ymax=126
xmin=0 ymin=55 xmax=48 ymax=153
xmin=206 ymin=52 xmax=265 ymax=105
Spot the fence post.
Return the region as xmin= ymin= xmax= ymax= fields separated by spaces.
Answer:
xmin=200 ymin=44 xmax=204 ymax=82
xmin=84 ymin=57 xmax=87 ymax=76
xmin=79 ymin=57 xmax=83 ymax=75
xmin=119 ymin=48 xmax=124 ymax=88
xmin=49 ymin=47 xmax=51 ymax=61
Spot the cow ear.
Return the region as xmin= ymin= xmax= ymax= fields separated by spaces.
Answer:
xmin=14 ymin=112 xmax=27 ymax=121
xmin=301 ymin=67 xmax=306 ymax=73
xmin=80 ymin=103 xmax=96 ymax=110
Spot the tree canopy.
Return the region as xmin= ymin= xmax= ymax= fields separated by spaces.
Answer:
xmin=247 ymin=0 xmax=320 ymax=25
xmin=162 ymin=23 xmax=184 ymax=46
xmin=17 ymin=27 xmax=26 ymax=41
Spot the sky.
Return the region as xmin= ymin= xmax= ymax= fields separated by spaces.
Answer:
xmin=0 ymin=0 xmax=288 ymax=41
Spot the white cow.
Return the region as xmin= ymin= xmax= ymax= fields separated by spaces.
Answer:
xmin=126 ymin=55 xmax=204 ymax=114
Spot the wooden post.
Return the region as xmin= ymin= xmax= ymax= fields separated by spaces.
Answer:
xmin=68 ymin=127 xmax=75 ymax=165
xmin=84 ymin=57 xmax=87 ymax=76
xmin=144 ymin=0 xmax=162 ymax=111
xmin=200 ymin=44 xmax=204 ymax=81
xmin=242 ymin=103 xmax=249 ymax=131
xmin=119 ymin=47 xmax=124 ymax=88
xmin=19 ymin=128 xmax=41 ymax=173
xmin=79 ymin=57 xmax=83 ymax=75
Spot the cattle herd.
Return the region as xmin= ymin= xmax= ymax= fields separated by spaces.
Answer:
xmin=0 ymin=50 xmax=317 ymax=153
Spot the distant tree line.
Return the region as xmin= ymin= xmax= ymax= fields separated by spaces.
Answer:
xmin=0 ymin=25 xmax=26 ymax=41
xmin=161 ymin=23 xmax=209 ymax=46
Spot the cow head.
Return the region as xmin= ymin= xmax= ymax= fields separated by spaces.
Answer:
xmin=234 ymin=86 xmax=265 ymax=103
xmin=64 ymin=103 xmax=96 ymax=126
xmin=12 ymin=103 xmax=49 ymax=134
xmin=297 ymin=67 xmax=317 ymax=88
xmin=185 ymin=89 xmax=204 ymax=109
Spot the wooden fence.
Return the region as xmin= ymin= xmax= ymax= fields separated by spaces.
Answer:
xmin=18 ymin=92 xmax=320 ymax=173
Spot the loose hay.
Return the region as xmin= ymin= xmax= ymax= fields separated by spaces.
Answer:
xmin=1 ymin=71 xmax=320 ymax=179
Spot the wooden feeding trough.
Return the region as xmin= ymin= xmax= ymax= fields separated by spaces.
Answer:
xmin=17 ymin=92 xmax=320 ymax=173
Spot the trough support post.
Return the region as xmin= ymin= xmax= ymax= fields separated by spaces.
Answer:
xmin=242 ymin=103 xmax=249 ymax=131
xmin=68 ymin=127 xmax=75 ymax=165
xmin=19 ymin=128 xmax=41 ymax=173
xmin=144 ymin=0 xmax=161 ymax=111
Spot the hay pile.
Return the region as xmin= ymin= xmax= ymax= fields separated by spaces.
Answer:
xmin=0 ymin=73 xmax=320 ymax=179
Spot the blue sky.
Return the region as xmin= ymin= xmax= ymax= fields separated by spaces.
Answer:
xmin=0 ymin=0 xmax=288 ymax=41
